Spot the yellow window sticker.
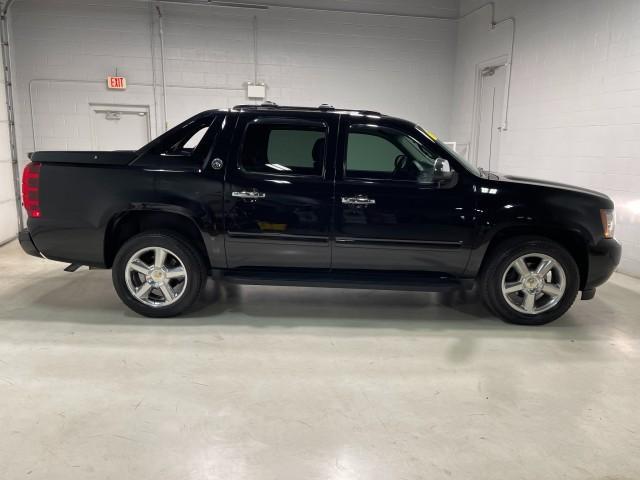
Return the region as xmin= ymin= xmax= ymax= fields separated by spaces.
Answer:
xmin=417 ymin=125 xmax=438 ymax=142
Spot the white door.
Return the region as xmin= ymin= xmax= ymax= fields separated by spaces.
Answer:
xmin=475 ymin=65 xmax=507 ymax=172
xmin=91 ymin=105 xmax=150 ymax=151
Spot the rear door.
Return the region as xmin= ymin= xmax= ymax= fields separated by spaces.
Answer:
xmin=224 ymin=112 xmax=338 ymax=268
xmin=332 ymin=117 xmax=475 ymax=274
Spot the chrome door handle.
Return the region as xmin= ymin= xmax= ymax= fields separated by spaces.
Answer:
xmin=341 ymin=195 xmax=376 ymax=205
xmin=232 ymin=190 xmax=266 ymax=199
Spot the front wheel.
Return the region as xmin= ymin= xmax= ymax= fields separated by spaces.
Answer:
xmin=112 ymin=231 xmax=207 ymax=317
xmin=480 ymin=237 xmax=579 ymax=325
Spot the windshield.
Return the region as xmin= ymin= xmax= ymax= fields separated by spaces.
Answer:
xmin=414 ymin=125 xmax=481 ymax=177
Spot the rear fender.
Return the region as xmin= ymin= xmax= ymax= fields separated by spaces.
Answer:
xmin=104 ymin=204 xmax=225 ymax=269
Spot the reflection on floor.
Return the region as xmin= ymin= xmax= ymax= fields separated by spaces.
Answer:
xmin=1 ymin=240 xmax=639 ymax=479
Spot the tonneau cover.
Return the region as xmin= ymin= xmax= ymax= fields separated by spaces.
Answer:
xmin=29 ymin=151 xmax=137 ymax=166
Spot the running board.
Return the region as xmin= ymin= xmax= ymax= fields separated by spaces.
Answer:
xmin=220 ymin=269 xmax=472 ymax=292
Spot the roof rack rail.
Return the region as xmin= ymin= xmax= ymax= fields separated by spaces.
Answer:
xmin=231 ymin=103 xmax=382 ymax=116
xmin=233 ymin=102 xmax=280 ymax=111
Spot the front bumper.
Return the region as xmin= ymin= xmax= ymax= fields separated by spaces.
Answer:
xmin=18 ymin=229 xmax=41 ymax=258
xmin=584 ymin=238 xmax=621 ymax=290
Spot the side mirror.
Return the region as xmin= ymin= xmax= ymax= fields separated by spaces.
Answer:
xmin=433 ymin=158 xmax=454 ymax=183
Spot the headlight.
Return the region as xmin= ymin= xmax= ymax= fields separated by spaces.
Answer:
xmin=600 ymin=209 xmax=615 ymax=239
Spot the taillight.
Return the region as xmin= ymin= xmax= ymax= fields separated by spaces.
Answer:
xmin=22 ymin=162 xmax=41 ymax=218
xmin=600 ymin=209 xmax=615 ymax=239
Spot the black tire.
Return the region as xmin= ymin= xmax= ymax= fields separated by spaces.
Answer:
xmin=112 ymin=231 xmax=207 ymax=317
xmin=480 ymin=236 xmax=579 ymax=325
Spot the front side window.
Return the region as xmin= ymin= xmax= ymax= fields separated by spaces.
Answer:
xmin=240 ymin=121 xmax=327 ymax=176
xmin=346 ymin=125 xmax=439 ymax=182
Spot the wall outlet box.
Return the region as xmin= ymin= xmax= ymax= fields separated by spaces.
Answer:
xmin=247 ymin=83 xmax=266 ymax=99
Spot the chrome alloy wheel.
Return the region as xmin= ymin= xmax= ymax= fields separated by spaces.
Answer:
xmin=124 ymin=247 xmax=188 ymax=307
xmin=501 ymin=253 xmax=566 ymax=315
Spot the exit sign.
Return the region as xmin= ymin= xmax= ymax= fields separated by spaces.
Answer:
xmin=107 ymin=76 xmax=127 ymax=90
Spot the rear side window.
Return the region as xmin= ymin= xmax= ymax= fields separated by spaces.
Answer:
xmin=240 ymin=121 xmax=327 ymax=176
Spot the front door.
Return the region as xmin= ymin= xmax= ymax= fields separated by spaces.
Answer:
xmin=332 ymin=118 xmax=475 ymax=274
xmin=224 ymin=113 xmax=337 ymax=269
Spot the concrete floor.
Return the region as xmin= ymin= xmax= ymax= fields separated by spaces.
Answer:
xmin=1 ymin=240 xmax=640 ymax=480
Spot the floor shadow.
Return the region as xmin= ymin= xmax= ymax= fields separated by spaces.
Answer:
xmin=0 ymin=268 xmax=604 ymax=342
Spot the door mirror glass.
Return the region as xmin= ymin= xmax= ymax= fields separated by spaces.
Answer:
xmin=433 ymin=158 xmax=454 ymax=183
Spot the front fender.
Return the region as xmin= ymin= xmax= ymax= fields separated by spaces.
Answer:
xmin=463 ymin=180 xmax=600 ymax=278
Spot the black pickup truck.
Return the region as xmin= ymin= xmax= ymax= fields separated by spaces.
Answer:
xmin=19 ymin=103 xmax=620 ymax=325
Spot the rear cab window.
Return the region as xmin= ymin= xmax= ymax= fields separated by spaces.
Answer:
xmin=132 ymin=112 xmax=220 ymax=168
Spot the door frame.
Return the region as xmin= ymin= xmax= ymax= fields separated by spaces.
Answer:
xmin=89 ymin=103 xmax=151 ymax=150
xmin=223 ymin=111 xmax=339 ymax=269
xmin=470 ymin=55 xmax=510 ymax=167
xmin=331 ymin=114 xmax=474 ymax=274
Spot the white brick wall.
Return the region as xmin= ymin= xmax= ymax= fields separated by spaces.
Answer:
xmin=451 ymin=0 xmax=640 ymax=277
xmin=10 ymin=0 xmax=458 ymax=165
xmin=11 ymin=0 xmax=158 ymax=159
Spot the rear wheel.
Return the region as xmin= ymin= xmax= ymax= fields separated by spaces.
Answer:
xmin=480 ymin=237 xmax=579 ymax=325
xmin=112 ymin=231 xmax=207 ymax=317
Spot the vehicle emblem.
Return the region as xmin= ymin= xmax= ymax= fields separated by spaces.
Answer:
xmin=211 ymin=158 xmax=224 ymax=170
